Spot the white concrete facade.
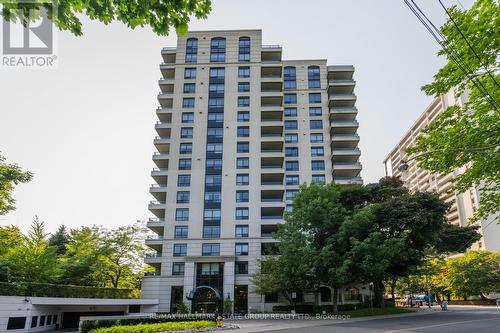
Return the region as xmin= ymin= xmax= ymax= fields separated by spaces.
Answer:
xmin=142 ymin=29 xmax=363 ymax=313
xmin=383 ymin=90 xmax=500 ymax=252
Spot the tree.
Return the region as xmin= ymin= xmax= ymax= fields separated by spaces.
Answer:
xmin=1 ymin=0 xmax=212 ymax=36
xmin=49 ymin=225 xmax=70 ymax=255
xmin=407 ymin=0 xmax=500 ymax=223
xmin=446 ymin=250 xmax=500 ymax=300
xmin=0 ymin=152 xmax=33 ymax=215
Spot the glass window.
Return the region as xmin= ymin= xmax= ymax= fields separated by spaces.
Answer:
xmin=40 ymin=316 xmax=45 ymax=326
xmin=7 ymin=317 xmax=26 ymax=330
xmin=177 ymin=175 xmax=191 ymax=186
xmin=238 ymin=82 xmax=250 ymax=92
xmin=208 ymin=113 xmax=224 ymax=122
xmin=205 ymin=192 xmax=222 ymax=204
xmin=310 ymin=120 xmax=323 ymax=129
xmin=207 ymin=143 xmax=223 ymax=154
xmin=285 ymin=161 xmax=299 ymax=171
xmin=310 ymin=133 xmax=324 ymax=143
xmin=236 ymin=174 xmax=249 ymax=185
xmin=284 ymin=120 xmax=298 ymax=130
xmin=237 ymin=111 xmax=250 ymax=122
xmin=286 ymin=204 xmax=293 ymax=213
xmin=235 ymin=243 xmax=249 ymax=256
xmin=237 ymin=126 xmax=250 ymax=137
xmin=206 ymin=159 xmax=223 ymax=171
xmin=174 ymin=226 xmax=188 ymax=238
xmin=236 ymin=190 xmax=249 ymax=203
xmin=184 ymin=68 xmax=196 ymax=79
xmin=185 ymin=38 xmax=198 ymax=63
xmin=205 ymin=174 xmax=222 ymax=186
xmin=285 ymin=147 xmax=299 ymax=157
xmin=312 ymin=160 xmax=326 ymax=170
xmin=175 ymin=208 xmax=189 ymax=221
xmin=236 ymin=207 xmax=249 ymax=220
xmin=284 ymin=107 xmax=297 ymax=117
xmin=311 ymin=147 xmax=325 ymax=157
xmin=208 ymin=98 xmax=224 ymax=109
xmin=176 ymin=191 xmax=190 ymax=203
xmin=209 ymin=67 xmax=225 ymax=79
xmin=207 ymin=128 xmax=223 ymax=139
xmin=209 ymin=83 xmax=225 ymax=94
xmin=283 ymin=66 xmax=296 ymax=90
xmin=173 ymin=244 xmax=187 ymax=257
xmin=178 ymin=158 xmax=191 ymax=170
xmin=284 ymin=93 xmax=297 ymax=104
xmin=308 ymin=66 xmax=321 ymax=88
xmin=203 ymin=209 xmax=221 ymax=221
xmin=285 ymin=133 xmax=298 ymax=143
xmin=235 ymin=261 xmax=248 ymax=274
xmin=203 ymin=226 xmax=220 ymax=238
xmin=309 ymin=107 xmax=322 ymax=116
xmin=238 ymin=96 xmax=250 ymax=107
xmin=202 ymin=243 xmax=220 ymax=256
xmin=172 ymin=262 xmax=185 ymax=275
xmin=183 ymin=83 xmax=195 ymax=93
xmin=312 ymin=175 xmax=326 ymax=184
xmin=180 ymin=127 xmax=193 ymax=138
xmin=182 ymin=98 xmax=195 ymax=108
xmin=237 ymin=142 xmax=250 ymax=153
xmin=237 ymin=157 xmax=249 ymax=169
xmin=309 ymin=93 xmax=321 ymax=104
xmin=210 ymin=37 xmax=226 ymax=62
xmin=31 ymin=316 xmax=38 ymax=328
xmin=286 ymin=190 xmax=299 ymax=200
xmin=181 ymin=112 xmax=194 ymax=123
xmin=235 ymin=225 xmax=249 ymax=237
xmin=286 ymin=175 xmax=300 ymax=185
xmin=238 ymin=66 xmax=250 ymax=78
xmin=179 ymin=143 xmax=192 ymax=154
xmin=238 ymin=36 xmax=250 ymax=62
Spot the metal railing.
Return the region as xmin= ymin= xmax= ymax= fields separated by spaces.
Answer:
xmin=151 ymin=184 xmax=167 ymax=188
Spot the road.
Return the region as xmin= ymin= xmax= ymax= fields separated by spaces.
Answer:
xmin=230 ymin=307 xmax=500 ymax=333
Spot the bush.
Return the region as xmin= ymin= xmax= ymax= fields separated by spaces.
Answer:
xmin=273 ymin=301 xmax=394 ymax=314
xmin=89 ymin=321 xmax=215 ymax=333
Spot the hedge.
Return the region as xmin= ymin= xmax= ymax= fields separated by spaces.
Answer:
xmin=0 ymin=282 xmax=138 ymax=299
xmin=273 ymin=300 xmax=395 ymax=313
xmin=80 ymin=314 xmax=215 ymax=333
xmin=89 ymin=321 xmax=215 ymax=333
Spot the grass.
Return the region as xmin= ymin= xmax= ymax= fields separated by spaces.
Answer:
xmin=88 ymin=321 xmax=215 ymax=333
xmin=340 ymin=307 xmax=415 ymax=317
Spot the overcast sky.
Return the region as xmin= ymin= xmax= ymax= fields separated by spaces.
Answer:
xmin=0 ymin=0 xmax=472 ymax=233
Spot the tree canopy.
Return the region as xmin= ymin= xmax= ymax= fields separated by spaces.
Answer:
xmin=0 ymin=152 xmax=33 ymax=215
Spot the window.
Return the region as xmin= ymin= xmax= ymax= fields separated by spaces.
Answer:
xmin=320 ymin=287 xmax=332 ymax=302
xmin=309 ymin=107 xmax=322 ymax=116
xmin=182 ymin=98 xmax=195 ymax=108
xmin=207 ymin=143 xmax=223 ymax=154
xmin=205 ymin=174 xmax=222 ymax=186
xmin=238 ymin=96 xmax=250 ymax=107
xmin=203 ymin=226 xmax=220 ymax=238
xmin=286 ymin=190 xmax=299 ymax=200
xmin=235 ymin=261 xmax=248 ymax=274
xmin=204 ymin=209 xmax=221 ymax=221
xmin=178 ymin=158 xmax=191 ymax=170
xmin=177 ymin=175 xmax=191 ymax=186
xmin=52 ymin=315 xmax=57 ymax=325
xmin=284 ymin=120 xmax=298 ymax=130
xmin=235 ymin=225 xmax=249 ymax=237
xmin=237 ymin=142 xmax=250 ymax=153
xmin=311 ymin=147 xmax=325 ymax=157
xmin=237 ymin=126 xmax=250 ymax=137
xmin=209 ymin=84 xmax=225 ymax=94
xmin=285 ymin=161 xmax=299 ymax=171
xmin=238 ymin=36 xmax=250 ymax=62
xmin=284 ymin=107 xmax=297 ymax=117
xmin=237 ymin=111 xmax=250 ymax=122
xmin=205 ymin=192 xmax=221 ymax=204
xmin=180 ymin=127 xmax=193 ymax=138
xmin=310 ymin=133 xmax=324 ymax=143
xmin=309 ymin=93 xmax=321 ymax=104
xmin=173 ymin=244 xmax=187 ymax=257
xmin=235 ymin=243 xmax=249 ymax=256
xmin=285 ymin=133 xmax=298 ymax=143
xmin=286 ymin=175 xmax=300 ymax=185
xmin=181 ymin=112 xmax=194 ymax=123
xmin=31 ymin=316 xmax=38 ymax=328
xmin=237 ymin=157 xmax=249 ymax=169
xmin=308 ymin=65 xmax=321 ymax=88
xmin=183 ymin=83 xmax=195 ymax=93
xmin=285 ymin=147 xmax=299 ymax=157
xmin=172 ymin=262 xmax=185 ymax=276
xmin=312 ymin=175 xmax=326 ymax=184
xmin=207 ymin=128 xmax=223 ymax=139
xmin=236 ymin=190 xmax=249 ymax=203
xmin=176 ymin=191 xmax=190 ymax=203
xmin=208 ymin=98 xmax=225 ymax=109
xmin=238 ymin=82 xmax=250 ymax=92
xmin=39 ymin=316 xmax=46 ymax=326
xmin=174 ymin=226 xmax=188 ymax=238
xmin=7 ymin=317 xmax=26 ymax=330
xmin=209 ymin=67 xmax=225 ymax=79
xmin=185 ymin=38 xmax=198 ymax=63
xmin=238 ymin=66 xmax=250 ymax=78
xmin=202 ymin=243 xmax=220 ymax=256
xmin=184 ymin=67 xmax=196 ymax=79
xmin=236 ymin=207 xmax=249 ymax=220
xmin=179 ymin=143 xmax=192 ymax=154
xmin=283 ymin=66 xmax=296 ymax=89
xmin=236 ymin=174 xmax=249 ymax=186
xmin=312 ymin=160 xmax=325 ymax=170
xmin=208 ymin=113 xmax=224 ymax=122
xmin=206 ymin=159 xmax=223 ymax=171
xmin=310 ymin=120 xmax=323 ymax=129
xmin=284 ymin=93 xmax=297 ymax=104
xmin=175 ymin=208 xmax=189 ymax=221
xmin=210 ymin=37 xmax=226 ymax=62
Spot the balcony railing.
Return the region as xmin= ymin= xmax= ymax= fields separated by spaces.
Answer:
xmin=151 ymin=184 xmax=167 ymax=188
xmin=146 ymin=235 xmax=164 ymax=240
xmin=145 ymin=253 xmax=162 ymax=258
xmin=149 ymin=200 xmax=166 ymax=205
xmin=144 ymin=272 xmax=161 ymax=277
xmin=152 ymin=168 xmax=168 ymax=171
xmin=148 ymin=218 xmax=165 ymax=223
xmin=262 ymin=45 xmax=281 ymax=49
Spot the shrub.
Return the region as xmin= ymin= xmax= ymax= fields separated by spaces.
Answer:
xmin=89 ymin=321 xmax=215 ymax=333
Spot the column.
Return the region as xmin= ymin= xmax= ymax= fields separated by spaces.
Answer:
xmin=183 ymin=262 xmax=195 ymax=310
xmin=223 ymin=261 xmax=235 ymax=311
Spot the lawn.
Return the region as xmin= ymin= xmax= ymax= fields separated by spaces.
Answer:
xmin=340 ymin=307 xmax=415 ymax=317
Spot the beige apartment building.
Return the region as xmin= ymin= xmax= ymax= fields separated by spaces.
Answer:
xmin=383 ymin=90 xmax=500 ymax=252
xmin=141 ymin=29 xmax=366 ymax=313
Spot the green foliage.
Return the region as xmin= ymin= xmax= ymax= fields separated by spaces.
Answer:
xmin=223 ymin=295 xmax=233 ymax=315
xmin=175 ymin=301 xmax=189 ymax=314
xmin=88 ymin=321 xmax=215 ymax=333
xmin=0 ymin=263 xmax=10 ymax=282
xmin=408 ymin=0 xmax=500 ymax=222
xmin=0 ymin=152 xmax=33 ymax=215
xmin=49 ymin=225 xmax=70 ymax=255
xmin=1 ymin=0 xmax=212 ymax=36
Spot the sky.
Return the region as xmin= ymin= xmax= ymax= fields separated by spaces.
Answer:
xmin=0 ymin=0 xmax=472 ymax=233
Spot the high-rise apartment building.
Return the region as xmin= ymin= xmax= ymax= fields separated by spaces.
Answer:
xmin=142 ymin=30 xmax=363 ymax=313
xmin=383 ymin=90 xmax=500 ymax=252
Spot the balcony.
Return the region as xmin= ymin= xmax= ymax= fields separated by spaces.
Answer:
xmin=331 ymin=148 xmax=361 ymax=163
xmin=161 ymin=46 xmax=176 ymax=63
xmin=329 ymin=107 xmax=358 ymax=121
xmin=156 ymin=109 xmax=172 ymax=123
xmin=332 ymin=162 xmax=362 ymax=177
xmin=328 ymin=79 xmax=355 ymax=94
xmin=261 ymin=156 xmax=284 ymax=169
xmin=158 ymin=93 xmax=173 ymax=108
xmin=147 ymin=218 xmax=165 ymax=234
xmin=261 ymin=95 xmax=283 ymax=108
xmin=327 ymin=65 xmax=354 ymax=80
xmin=159 ymin=82 xmax=174 ymax=94
xmin=261 ymin=125 xmax=283 ymax=138
xmin=328 ymin=93 xmax=356 ymax=108
xmin=261 ymin=66 xmax=282 ymax=83
xmin=261 ymin=141 xmax=284 ymax=156
xmin=330 ymin=120 xmax=359 ymax=135
xmin=261 ymin=224 xmax=279 ymax=238
xmin=261 ymin=206 xmax=285 ymax=221
xmin=261 ymin=110 xmax=283 ymax=122
xmin=160 ymin=65 xmax=175 ymax=80
xmin=333 ymin=176 xmax=363 ymax=185
xmin=152 ymin=152 xmax=169 ymax=169
xmin=144 ymin=253 xmax=163 ymax=264
xmin=261 ymin=189 xmax=284 ymax=203
xmin=261 ymin=45 xmax=282 ymax=63
xmin=154 ymin=136 xmax=171 ymax=153
xmin=331 ymin=134 xmax=360 ymax=149
xmin=150 ymin=184 xmax=167 ymax=201
xmin=261 ymin=173 xmax=284 ymax=186
xmin=145 ymin=235 xmax=163 ymax=252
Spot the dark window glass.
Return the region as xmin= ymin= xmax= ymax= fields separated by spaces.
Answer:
xmin=309 ymin=93 xmax=321 ymax=104
xmin=285 ymin=147 xmax=299 ymax=157
xmin=265 ymin=293 xmax=278 ymax=302
xmin=209 ymin=67 xmax=225 ymax=79
xmin=181 ymin=112 xmax=194 ymax=123
xmin=284 ymin=120 xmax=298 ymax=130
xmin=238 ymin=96 xmax=250 ymax=107
xmin=205 ymin=174 xmax=222 ymax=186
xmin=286 ymin=190 xmax=299 ymax=200
xmin=312 ymin=160 xmax=325 ymax=170
xmin=235 ymin=225 xmax=249 ymax=237
xmin=283 ymin=66 xmax=296 ymax=90
xmin=204 ymin=209 xmax=221 ymax=221
xmin=208 ymin=113 xmax=224 ymax=122
xmin=285 ymin=133 xmax=298 ymax=143
xmin=7 ymin=317 xmax=26 ymax=330
xmin=178 ymin=158 xmax=191 ymax=170
xmin=173 ymin=244 xmax=187 ymax=257
xmin=237 ymin=126 xmax=250 ymax=137
xmin=310 ymin=120 xmax=323 ymax=129
xmin=182 ymin=98 xmax=195 ymax=108
xmin=285 ymin=161 xmax=299 ymax=171
xmin=180 ymin=127 xmax=193 ymax=138
xmin=235 ymin=243 xmax=249 ymax=256
xmin=309 ymin=107 xmax=322 ymax=116
xmin=185 ymin=38 xmax=198 ymax=63
xmin=284 ymin=93 xmax=297 ymax=104
xmin=206 ymin=159 xmax=223 ymax=171
xmin=40 ymin=316 xmax=46 ymax=326
xmin=312 ymin=175 xmax=326 ymax=184
xmin=202 ymin=243 xmax=220 ymax=256
xmin=172 ymin=262 xmax=185 ymax=275
xmin=209 ymin=83 xmax=225 ymax=94
xmin=203 ymin=226 xmax=221 ymax=238
xmin=174 ymin=226 xmax=188 ymax=238
xmin=286 ymin=175 xmax=300 ymax=185
xmin=310 ymin=133 xmax=324 ymax=143
xmin=238 ymin=66 xmax=250 ymax=78
xmin=284 ymin=107 xmax=297 ymax=117
xmin=235 ymin=261 xmax=248 ymax=274
xmin=176 ymin=191 xmax=190 ymax=203
xmin=237 ymin=142 xmax=250 ymax=153
xmin=308 ymin=65 xmax=321 ymax=88
xmin=236 ymin=174 xmax=249 ymax=186
xmin=207 ymin=143 xmax=223 ymax=154
xmin=237 ymin=111 xmax=250 ymax=122
xmin=210 ymin=38 xmax=226 ymax=62
xmin=177 ymin=175 xmax=191 ymax=186
xmin=183 ymin=83 xmax=195 ymax=93
xmin=179 ymin=143 xmax=192 ymax=154
xmin=236 ymin=207 xmax=249 ymax=220
xmin=238 ymin=82 xmax=250 ymax=92
xmin=31 ymin=316 xmax=38 ymax=328
xmin=311 ymin=147 xmax=325 ymax=157
xmin=175 ymin=208 xmax=189 ymax=221
xmin=52 ymin=315 xmax=57 ymax=325
xmin=238 ymin=37 xmax=251 ymax=62
xmin=184 ymin=68 xmax=196 ymax=79
xmin=207 ymin=128 xmax=224 ymax=138
xmin=237 ymin=158 xmax=249 ymax=169
xmin=236 ymin=190 xmax=249 ymax=203
xmin=204 ymin=192 xmax=222 ymax=204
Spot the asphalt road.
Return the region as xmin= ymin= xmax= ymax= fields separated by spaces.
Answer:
xmin=231 ymin=307 xmax=500 ymax=333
